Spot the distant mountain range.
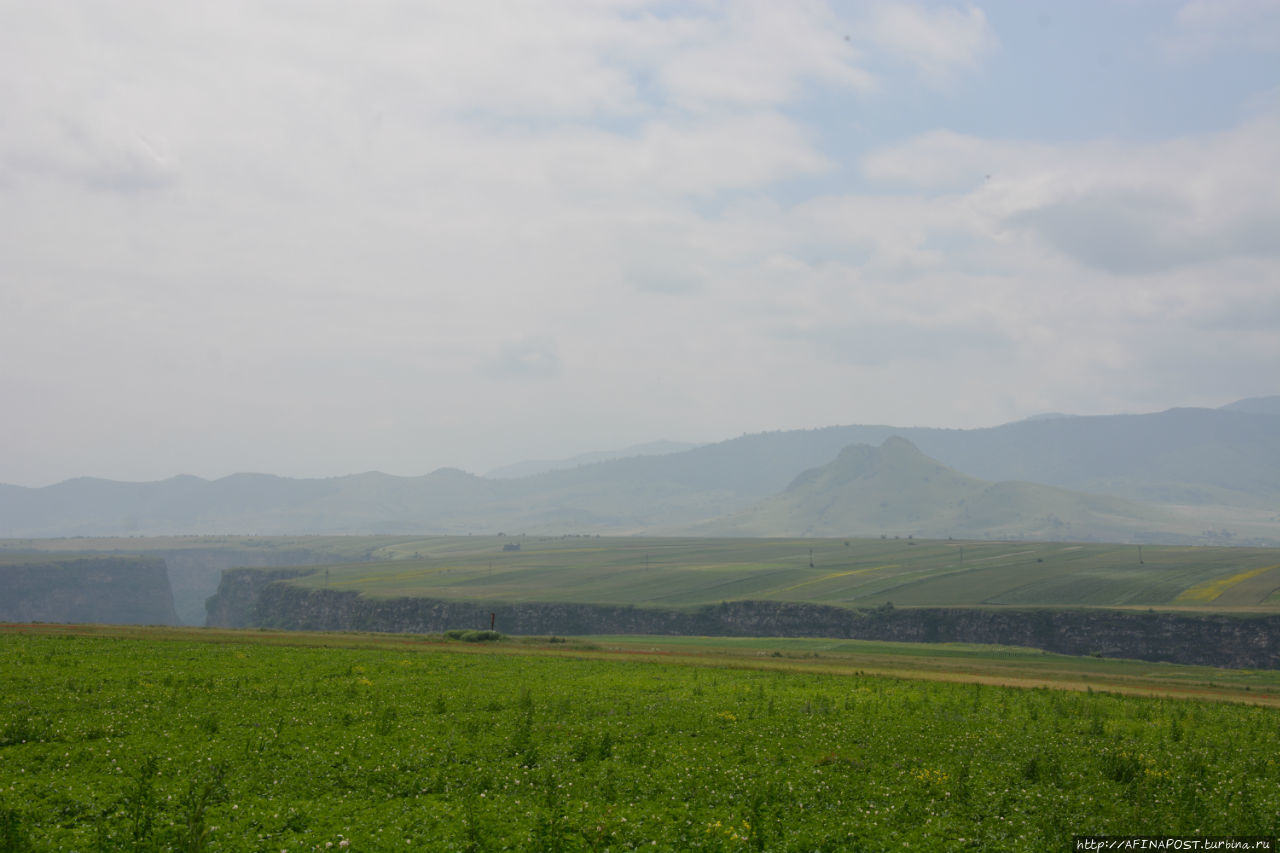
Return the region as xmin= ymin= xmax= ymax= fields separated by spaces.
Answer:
xmin=484 ymin=440 xmax=703 ymax=479
xmin=2 ymin=397 xmax=1278 ymax=544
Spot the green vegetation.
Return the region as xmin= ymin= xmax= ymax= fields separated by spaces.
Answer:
xmin=441 ymin=629 xmax=504 ymax=642
xmin=2 ymin=625 xmax=1278 ymax=850
xmin=703 ymin=437 xmax=1188 ymax=543
xmin=278 ymin=535 xmax=1280 ymax=610
xmin=9 ymin=532 xmax=1280 ymax=631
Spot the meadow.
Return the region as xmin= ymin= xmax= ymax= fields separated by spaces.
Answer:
xmin=2 ymin=625 xmax=1278 ymax=851
xmin=282 ymin=535 xmax=1280 ymax=610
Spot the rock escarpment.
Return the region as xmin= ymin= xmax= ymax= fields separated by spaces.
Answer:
xmin=0 ymin=555 xmax=178 ymax=625
xmin=206 ymin=569 xmax=1280 ymax=670
xmin=204 ymin=567 xmax=319 ymax=628
xmin=162 ymin=548 xmax=344 ymax=626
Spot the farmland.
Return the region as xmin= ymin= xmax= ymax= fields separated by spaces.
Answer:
xmin=277 ymin=536 xmax=1280 ymax=610
xmin=8 ymin=535 xmax=1280 ymax=632
xmin=2 ymin=625 xmax=1278 ymax=850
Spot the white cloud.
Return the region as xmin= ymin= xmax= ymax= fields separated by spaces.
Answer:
xmin=486 ymin=338 xmax=562 ymax=380
xmin=859 ymin=129 xmax=1047 ymax=189
xmin=860 ymin=2 xmax=997 ymax=84
xmin=0 ymin=1 xmax=1276 ymax=486
xmin=656 ymin=0 xmax=875 ymax=107
xmin=858 ymin=116 xmax=1280 ymax=274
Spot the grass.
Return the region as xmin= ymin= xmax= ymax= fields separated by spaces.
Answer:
xmin=6 ymin=624 xmax=1279 ymax=706
xmin=276 ymin=535 xmax=1280 ymax=611
xmin=2 ymin=624 xmax=1279 ymax=851
xmin=1176 ymin=564 xmax=1280 ymax=603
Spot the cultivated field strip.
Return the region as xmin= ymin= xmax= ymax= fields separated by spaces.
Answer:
xmin=280 ymin=536 xmax=1280 ymax=610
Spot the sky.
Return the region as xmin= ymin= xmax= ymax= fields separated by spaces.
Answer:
xmin=2 ymin=0 xmax=1279 ymax=487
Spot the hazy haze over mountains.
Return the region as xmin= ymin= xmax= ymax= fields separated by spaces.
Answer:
xmin=2 ymin=3 xmax=1279 ymax=489
xmin=702 ymin=436 xmax=1190 ymax=542
xmin=1219 ymin=396 xmax=1280 ymax=417
xmin=484 ymin=441 xmax=703 ymax=479
xmin=2 ymin=399 xmax=1277 ymax=545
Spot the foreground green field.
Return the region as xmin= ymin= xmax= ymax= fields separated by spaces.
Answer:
xmin=2 ymin=626 xmax=1278 ymax=851
xmin=281 ymin=535 xmax=1280 ymax=610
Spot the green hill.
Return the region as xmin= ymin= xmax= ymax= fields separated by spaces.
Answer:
xmin=698 ymin=437 xmax=1183 ymax=541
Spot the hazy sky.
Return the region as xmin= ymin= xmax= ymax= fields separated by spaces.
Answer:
xmin=3 ymin=1 xmax=1278 ymax=486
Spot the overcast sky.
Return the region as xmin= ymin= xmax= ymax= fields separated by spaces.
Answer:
xmin=3 ymin=1 xmax=1278 ymax=486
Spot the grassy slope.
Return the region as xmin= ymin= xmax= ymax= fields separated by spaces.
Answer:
xmin=280 ymin=534 xmax=1280 ymax=611
xmin=695 ymin=437 xmax=1193 ymax=542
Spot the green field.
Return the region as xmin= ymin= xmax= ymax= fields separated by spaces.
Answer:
xmin=277 ymin=536 xmax=1280 ymax=611
xmin=0 ymin=536 xmax=413 ymax=557
xmin=2 ymin=625 xmax=1278 ymax=851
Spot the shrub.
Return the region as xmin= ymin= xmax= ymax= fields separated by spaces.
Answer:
xmin=444 ymin=629 xmax=505 ymax=642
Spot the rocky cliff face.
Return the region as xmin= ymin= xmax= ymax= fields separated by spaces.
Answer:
xmin=205 ymin=570 xmax=1280 ymax=670
xmin=163 ymin=548 xmax=344 ymax=626
xmin=204 ymin=568 xmax=319 ymax=628
xmin=0 ymin=555 xmax=178 ymax=625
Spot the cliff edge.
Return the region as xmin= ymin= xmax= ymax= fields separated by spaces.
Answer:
xmin=0 ymin=554 xmax=178 ymax=625
xmin=206 ymin=569 xmax=1280 ymax=670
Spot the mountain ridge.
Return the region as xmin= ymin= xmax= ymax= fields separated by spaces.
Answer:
xmin=2 ymin=400 xmax=1277 ymax=543
xmin=696 ymin=437 xmax=1182 ymax=541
